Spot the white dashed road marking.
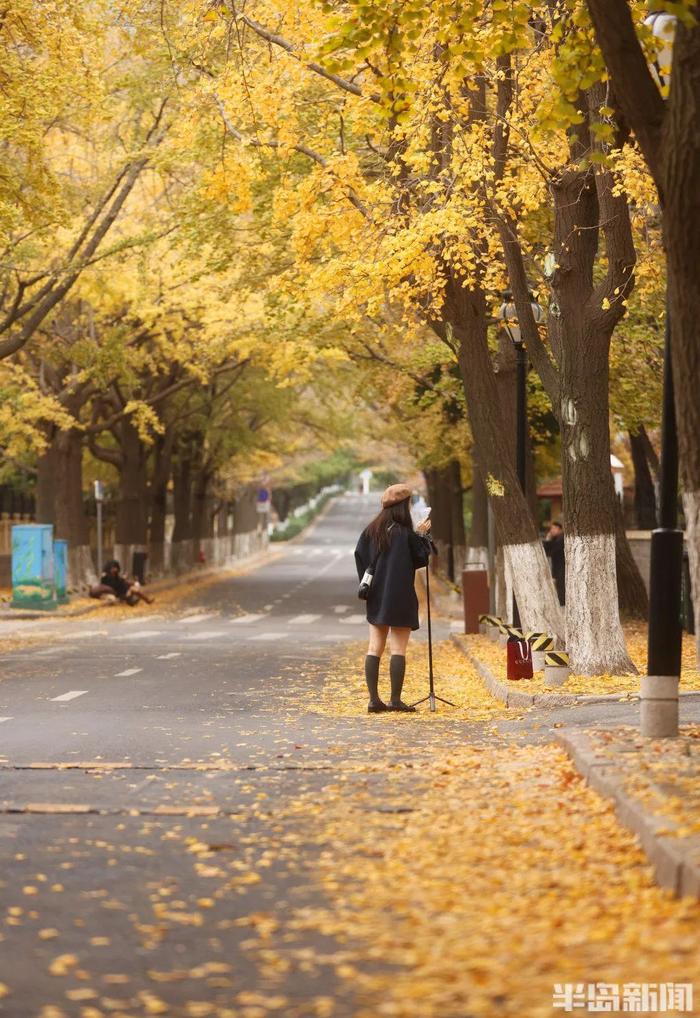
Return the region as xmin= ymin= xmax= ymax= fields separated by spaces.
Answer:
xmin=333 ymin=605 xmax=350 ymax=614
xmin=0 ymin=717 xmax=13 ymax=723
xmin=247 ymin=633 xmax=286 ymax=641
xmin=156 ymin=652 xmax=181 ymax=660
xmin=122 ymin=615 xmax=164 ymax=625
xmin=115 ymin=668 xmax=143 ymax=677
xmin=288 ymin=614 xmax=321 ymax=625
xmin=59 ymin=630 xmax=107 ymax=641
xmin=181 ymin=613 xmax=217 ymax=625
xmin=50 ymin=690 xmax=88 ymax=702
xmin=342 ymin=614 xmax=366 ymax=625
xmin=230 ymin=614 xmax=266 ymax=625
xmin=112 ymin=631 xmax=162 ymax=640
xmin=183 ymin=631 xmax=225 ymax=641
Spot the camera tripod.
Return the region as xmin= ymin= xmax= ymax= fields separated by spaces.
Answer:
xmin=411 ymin=563 xmax=456 ymax=712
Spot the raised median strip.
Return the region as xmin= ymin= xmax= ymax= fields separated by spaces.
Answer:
xmin=553 ymin=727 xmax=700 ymax=900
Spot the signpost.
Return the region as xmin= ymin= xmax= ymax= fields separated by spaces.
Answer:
xmin=94 ymin=480 xmax=104 ymax=576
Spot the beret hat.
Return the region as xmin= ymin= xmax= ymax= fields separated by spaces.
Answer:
xmin=381 ymin=483 xmax=411 ymax=507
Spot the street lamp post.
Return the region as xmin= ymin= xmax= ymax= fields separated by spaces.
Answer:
xmin=499 ymin=291 xmax=544 ymax=629
xmin=641 ymin=10 xmax=683 ymax=738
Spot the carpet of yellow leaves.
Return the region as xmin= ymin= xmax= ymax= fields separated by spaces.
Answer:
xmin=286 ymin=639 xmax=511 ymax=723
xmin=465 ymin=626 xmax=700 ymax=697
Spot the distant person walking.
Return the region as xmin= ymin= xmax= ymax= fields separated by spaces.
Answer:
xmin=544 ymin=520 xmax=565 ymax=606
xmin=354 ymin=483 xmax=433 ymax=713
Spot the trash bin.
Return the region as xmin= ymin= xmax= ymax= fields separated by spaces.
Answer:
xmin=461 ymin=568 xmax=489 ymax=634
xmin=132 ymin=550 xmax=148 ymax=585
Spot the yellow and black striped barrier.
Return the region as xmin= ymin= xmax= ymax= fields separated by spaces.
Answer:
xmin=531 ymin=634 xmax=555 ymax=670
xmin=544 ymin=650 xmax=570 ymax=688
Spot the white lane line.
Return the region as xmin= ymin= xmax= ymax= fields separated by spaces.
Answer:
xmin=112 ymin=631 xmax=162 ymax=640
xmin=156 ymin=652 xmax=181 ymax=660
xmin=333 ymin=605 xmax=350 ymax=614
xmin=0 ymin=716 xmax=13 ymax=723
xmin=59 ymin=630 xmax=107 ymax=641
xmin=183 ymin=630 xmax=225 ymax=641
xmin=319 ymin=635 xmax=353 ymax=642
xmin=50 ymin=690 xmax=88 ymax=702
xmin=247 ymin=632 xmax=286 ymax=641
xmin=121 ymin=615 xmax=164 ymax=624
xmin=181 ymin=613 xmax=217 ymax=624
xmin=115 ymin=667 xmax=143 ymax=677
xmin=291 ymin=548 xmax=304 ymax=556
xmin=230 ymin=613 xmax=266 ymax=625
xmin=341 ymin=614 xmax=366 ymax=625
xmin=263 ymin=604 xmax=273 ymax=611
xmin=288 ymin=614 xmax=321 ymax=625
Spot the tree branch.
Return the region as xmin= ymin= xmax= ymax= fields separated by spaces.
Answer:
xmin=237 ymin=14 xmax=378 ymax=102
xmin=213 ymin=96 xmax=372 ymax=221
xmin=585 ymin=0 xmax=666 ymax=195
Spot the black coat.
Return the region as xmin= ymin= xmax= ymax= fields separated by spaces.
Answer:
xmin=544 ymin=533 xmax=566 ymax=605
xmin=354 ymin=524 xmax=431 ymax=630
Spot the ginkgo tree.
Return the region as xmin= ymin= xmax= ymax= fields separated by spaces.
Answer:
xmin=181 ymin=0 xmax=668 ymax=669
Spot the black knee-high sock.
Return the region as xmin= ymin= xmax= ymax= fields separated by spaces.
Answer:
xmin=365 ymin=654 xmax=381 ymax=701
xmin=389 ymin=655 xmax=406 ymax=703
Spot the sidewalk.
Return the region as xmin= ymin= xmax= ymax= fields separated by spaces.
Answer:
xmin=454 ymin=623 xmax=700 ymax=900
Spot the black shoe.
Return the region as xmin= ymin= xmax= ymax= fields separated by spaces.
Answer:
xmin=368 ymin=699 xmax=389 ymax=714
xmin=388 ymin=700 xmax=417 ymax=713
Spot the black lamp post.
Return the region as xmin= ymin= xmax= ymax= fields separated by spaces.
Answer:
xmin=643 ymin=10 xmax=683 ymax=737
xmin=499 ymin=290 xmax=544 ymax=629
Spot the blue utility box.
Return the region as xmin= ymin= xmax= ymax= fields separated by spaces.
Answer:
xmin=54 ymin=539 xmax=68 ymax=603
xmin=11 ymin=524 xmax=57 ymax=610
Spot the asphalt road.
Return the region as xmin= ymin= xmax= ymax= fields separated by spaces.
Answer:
xmin=1 ymin=493 xmax=697 ymax=1017
xmin=0 ymin=494 xmax=458 ymax=1017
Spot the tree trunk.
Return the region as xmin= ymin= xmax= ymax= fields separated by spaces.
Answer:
xmin=494 ymin=331 xmax=538 ymax=516
xmin=614 ymin=499 xmax=649 ymax=619
xmin=466 ymin=462 xmax=489 ymax=569
xmin=448 ymin=459 xmax=466 ymax=578
xmin=171 ymin=449 xmax=194 ymax=573
xmin=629 ymin=429 xmax=657 ymax=529
xmin=36 ymin=426 xmax=95 ymax=587
xmin=664 ymin=21 xmax=700 ymax=665
xmin=425 ymin=466 xmax=453 ymax=580
xmin=114 ymin=419 xmax=148 ymax=570
xmin=435 ymin=279 xmax=565 ymax=642
xmin=148 ymin=432 xmax=174 ymax=576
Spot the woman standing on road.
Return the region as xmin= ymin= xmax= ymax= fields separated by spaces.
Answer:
xmin=354 ymin=484 xmax=433 ymax=714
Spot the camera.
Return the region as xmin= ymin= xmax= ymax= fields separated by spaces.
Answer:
xmin=358 ymin=569 xmax=373 ymax=600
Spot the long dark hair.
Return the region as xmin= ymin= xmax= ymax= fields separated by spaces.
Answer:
xmin=365 ymin=497 xmax=413 ymax=553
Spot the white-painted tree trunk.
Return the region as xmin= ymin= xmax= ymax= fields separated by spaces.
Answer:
xmin=682 ymin=490 xmax=700 ymax=665
xmin=464 ymin=545 xmax=488 ymax=570
xmin=495 ymin=546 xmax=507 ymax=622
xmin=503 ymin=541 xmax=565 ymax=644
xmin=68 ymin=545 xmax=97 ymax=590
xmin=565 ymin=534 xmax=636 ymax=675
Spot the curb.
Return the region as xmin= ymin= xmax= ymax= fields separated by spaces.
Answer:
xmin=450 ymin=634 xmax=700 ymax=709
xmin=554 ymin=728 xmax=700 ymax=899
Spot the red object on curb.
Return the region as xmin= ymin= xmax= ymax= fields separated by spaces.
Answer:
xmin=507 ymin=637 xmax=533 ymax=680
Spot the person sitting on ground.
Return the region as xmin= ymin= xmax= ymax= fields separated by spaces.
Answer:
xmin=89 ymin=560 xmax=154 ymax=606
